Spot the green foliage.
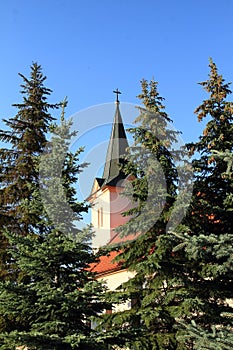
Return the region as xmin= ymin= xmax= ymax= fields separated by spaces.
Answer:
xmin=0 ymin=62 xmax=60 ymax=225
xmin=100 ymin=62 xmax=233 ymax=349
xmin=1 ymin=59 xmax=232 ymax=350
xmin=186 ymin=59 xmax=233 ymax=238
xmin=99 ymin=79 xmax=192 ymax=349
xmin=0 ymin=64 xmax=108 ymax=349
xmin=179 ymin=319 xmax=233 ymax=350
xmin=0 ymin=63 xmax=60 ymax=283
xmin=39 ymin=97 xmax=89 ymax=238
xmin=0 ymin=230 xmax=107 ymax=350
xmin=177 ymin=59 xmax=233 ymax=347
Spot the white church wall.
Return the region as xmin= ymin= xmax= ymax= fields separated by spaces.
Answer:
xmin=92 ymin=187 xmax=111 ymax=249
xmin=98 ymin=269 xmax=135 ymax=313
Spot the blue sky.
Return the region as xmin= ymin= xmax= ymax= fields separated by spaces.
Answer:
xmin=1 ymin=0 xmax=233 ymax=136
xmin=1 ymin=0 xmax=233 ymax=217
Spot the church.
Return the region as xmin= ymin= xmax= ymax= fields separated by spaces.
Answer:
xmin=88 ymin=91 xmax=136 ymax=294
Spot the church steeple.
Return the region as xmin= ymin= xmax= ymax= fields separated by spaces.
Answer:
xmin=102 ymin=90 xmax=129 ymax=186
xmin=88 ymin=90 xmax=132 ymax=249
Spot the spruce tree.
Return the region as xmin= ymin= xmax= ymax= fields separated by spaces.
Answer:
xmin=0 ymin=65 xmax=108 ymax=349
xmin=0 ymin=63 xmax=60 ymax=282
xmin=0 ymin=229 xmax=108 ymax=350
xmin=99 ymin=80 xmax=193 ymax=349
xmin=38 ymin=97 xmax=89 ymax=238
xmin=0 ymin=105 xmax=108 ymax=350
xmin=185 ymin=58 xmax=232 ymax=239
xmin=0 ymin=63 xmax=62 ymax=332
xmin=176 ymin=59 xmax=233 ymax=348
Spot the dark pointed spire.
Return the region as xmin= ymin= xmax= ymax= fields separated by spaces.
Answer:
xmin=102 ymin=91 xmax=129 ymax=186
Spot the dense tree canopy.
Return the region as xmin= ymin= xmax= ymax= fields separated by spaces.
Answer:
xmin=0 ymin=63 xmax=60 ymax=283
xmin=176 ymin=59 xmax=233 ymax=348
xmin=0 ymin=65 xmax=107 ymax=349
xmin=99 ymin=79 xmax=193 ymax=349
xmin=0 ymin=60 xmax=232 ymax=350
xmin=99 ymin=61 xmax=233 ymax=350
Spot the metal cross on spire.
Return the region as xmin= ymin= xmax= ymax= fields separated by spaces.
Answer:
xmin=113 ymin=88 xmax=122 ymax=103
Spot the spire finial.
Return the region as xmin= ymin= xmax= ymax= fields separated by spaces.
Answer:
xmin=113 ymin=88 xmax=121 ymax=103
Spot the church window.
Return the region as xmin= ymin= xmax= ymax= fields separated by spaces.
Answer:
xmin=98 ymin=207 xmax=103 ymax=227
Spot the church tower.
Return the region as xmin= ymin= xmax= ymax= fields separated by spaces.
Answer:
xmin=88 ymin=90 xmax=132 ymax=250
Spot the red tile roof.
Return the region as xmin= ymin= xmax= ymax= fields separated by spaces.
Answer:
xmin=89 ymin=232 xmax=140 ymax=276
xmin=89 ymin=251 xmax=122 ymax=276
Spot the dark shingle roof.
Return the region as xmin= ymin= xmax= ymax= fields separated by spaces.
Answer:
xmin=102 ymin=102 xmax=129 ymax=186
